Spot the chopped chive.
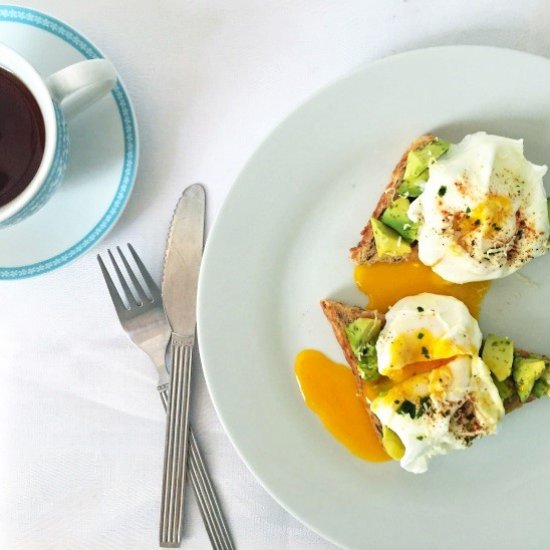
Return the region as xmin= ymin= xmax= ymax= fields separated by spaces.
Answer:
xmin=397 ymin=400 xmax=416 ymax=418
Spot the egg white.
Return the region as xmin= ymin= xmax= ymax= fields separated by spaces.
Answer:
xmin=376 ymin=293 xmax=482 ymax=377
xmin=371 ymin=355 xmax=504 ymax=473
xmin=408 ymin=132 xmax=550 ymax=283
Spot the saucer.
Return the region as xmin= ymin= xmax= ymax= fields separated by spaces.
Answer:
xmin=0 ymin=6 xmax=138 ymax=280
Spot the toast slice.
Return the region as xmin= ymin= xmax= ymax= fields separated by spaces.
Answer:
xmin=320 ymin=299 xmax=384 ymax=398
xmin=349 ymin=134 xmax=435 ymax=264
xmin=319 ymin=299 xmax=384 ymax=434
xmin=320 ymin=298 xmax=540 ymax=416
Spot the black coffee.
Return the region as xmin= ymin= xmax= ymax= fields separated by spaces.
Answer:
xmin=0 ymin=66 xmax=45 ymax=207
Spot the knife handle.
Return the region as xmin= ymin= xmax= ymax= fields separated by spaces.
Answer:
xmin=160 ymin=335 xmax=194 ymax=548
xmin=157 ymin=387 xmax=235 ymax=550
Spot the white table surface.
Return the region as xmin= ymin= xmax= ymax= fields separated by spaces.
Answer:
xmin=2 ymin=1 xmax=550 ymax=548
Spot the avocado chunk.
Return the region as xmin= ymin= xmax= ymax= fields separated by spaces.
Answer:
xmin=371 ymin=218 xmax=411 ymax=258
xmin=398 ymin=172 xmax=428 ymax=199
xmin=404 ymin=139 xmax=450 ymax=180
xmin=512 ymin=356 xmax=546 ymax=402
xmin=540 ymin=365 xmax=550 ymax=385
xmin=345 ymin=317 xmax=382 ymax=381
xmin=547 ymin=197 xmax=550 ymax=225
xmin=382 ymin=425 xmax=405 ymax=460
xmin=532 ymin=378 xmax=550 ymax=399
xmin=380 ymin=197 xmax=418 ymax=242
xmin=482 ymin=334 xmax=514 ymax=382
xmin=345 ymin=318 xmax=381 ymax=351
xmin=491 ymin=375 xmax=515 ymax=401
xmin=398 ymin=139 xmax=450 ymax=198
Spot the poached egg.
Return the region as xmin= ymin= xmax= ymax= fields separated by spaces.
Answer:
xmin=376 ymin=293 xmax=482 ymax=380
xmin=371 ymin=293 xmax=504 ymax=473
xmin=408 ymin=132 xmax=550 ymax=283
xmin=371 ymin=355 xmax=504 ymax=473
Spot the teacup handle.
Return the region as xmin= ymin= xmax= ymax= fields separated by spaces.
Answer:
xmin=46 ymin=59 xmax=118 ymax=120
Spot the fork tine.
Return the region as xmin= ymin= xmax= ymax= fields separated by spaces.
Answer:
xmin=108 ymin=249 xmax=140 ymax=307
xmin=117 ymin=246 xmax=151 ymax=304
xmin=127 ymin=243 xmax=161 ymax=298
xmin=97 ymin=254 xmax=128 ymax=314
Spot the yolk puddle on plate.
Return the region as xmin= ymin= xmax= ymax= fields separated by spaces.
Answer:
xmin=295 ymin=257 xmax=491 ymax=462
xmin=295 ymin=349 xmax=390 ymax=462
xmin=354 ymin=259 xmax=490 ymax=316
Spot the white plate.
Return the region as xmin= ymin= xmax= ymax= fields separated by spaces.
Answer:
xmin=0 ymin=6 xmax=138 ymax=280
xmin=198 ymin=46 xmax=550 ymax=550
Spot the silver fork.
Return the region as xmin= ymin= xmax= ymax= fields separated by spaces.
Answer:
xmin=98 ymin=244 xmax=235 ymax=550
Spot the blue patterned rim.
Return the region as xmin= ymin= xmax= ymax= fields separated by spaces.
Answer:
xmin=0 ymin=5 xmax=138 ymax=280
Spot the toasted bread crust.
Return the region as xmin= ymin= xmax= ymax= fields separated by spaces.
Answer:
xmin=321 ymin=299 xmax=545 ymax=419
xmin=349 ymin=134 xmax=435 ymax=264
xmin=503 ymin=388 xmax=535 ymax=412
xmin=320 ymin=299 xmax=384 ymax=435
xmin=320 ymin=299 xmax=384 ymax=395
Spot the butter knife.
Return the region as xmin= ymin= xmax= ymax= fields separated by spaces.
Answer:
xmin=159 ymin=184 xmax=205 ymax=547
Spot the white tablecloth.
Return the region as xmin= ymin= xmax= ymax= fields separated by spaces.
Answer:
xmin=2 ymin=1 xmax=550 ymax=548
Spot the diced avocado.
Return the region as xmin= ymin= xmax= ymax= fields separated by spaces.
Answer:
xmin=482 ymin=334 xmax=514 ymax=382
xmin=398 ymin=172 xmax=428 ymax=198
xmin=539 ymin=365 xmax=550 ymax=386
xmin=398 ymin=138 xmax=450 ymax=198
xmin=382 ymin=425 xmax=405 ymax=461
xmin=532 ymin=378 xmax=550 ymax=399
xmin=403 ymin=140 xmax=450 ymax=180
xmin=380 ymin=197 xmax=418 ymax=242
xmin=345 ymin=318 xmax=381 ymax=351
xmin=547 ymin=197 xmax=550 ymax=225
xmin=512 ymin=356 xmax=546 ymax=402
xmin=491 ymin=375 xmax=515 ymax=401
xmin=371 ymin=218 xmax=411 ymax=258
xmin=356 ymin=345 xmax=379 ymax=381
xmin=403 ymin=153 xmax=427 ymax=181
xmin=345 ymin=318 xmax=382 ymax=382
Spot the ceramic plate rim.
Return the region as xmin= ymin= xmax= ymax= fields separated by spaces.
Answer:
xmin=198 ymin=45 xmax=550 ymax=549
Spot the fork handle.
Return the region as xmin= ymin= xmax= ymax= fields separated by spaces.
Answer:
xmin=158 ymin=384 xmax=169 ymax=409
xmin=157 ymin=386 xmax=235 ymax=550
xmin=160 ymin=335 xmax=194 ymax=547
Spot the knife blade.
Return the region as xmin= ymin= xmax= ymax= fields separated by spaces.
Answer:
xmin=159 ymin=183 xmax=206 ymax=548
xmin=162 ymin=183 xmax=205 ymax=338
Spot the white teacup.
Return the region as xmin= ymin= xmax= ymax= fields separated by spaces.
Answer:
xmin=0 ymin=42 xmax=117 ymax=227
